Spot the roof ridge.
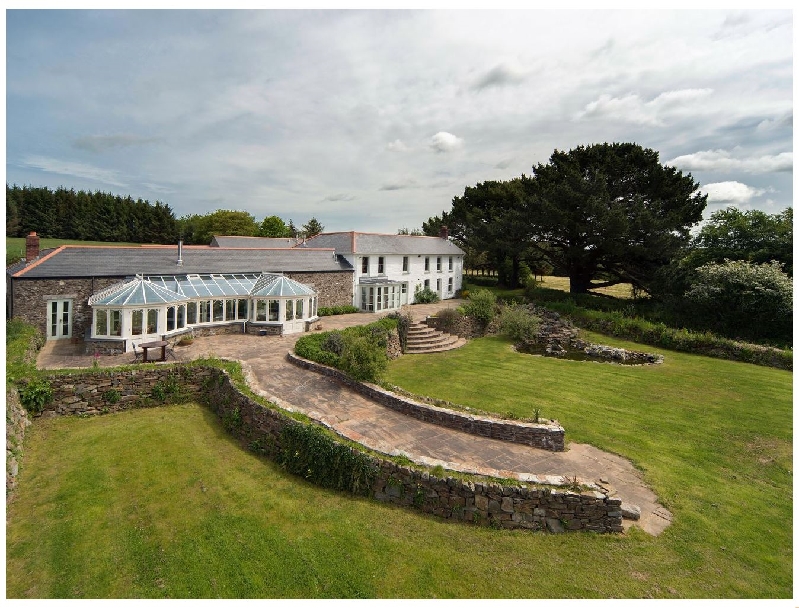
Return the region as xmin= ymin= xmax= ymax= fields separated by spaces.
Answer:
xmin=12 ymin=245 xmax=67 ymax=277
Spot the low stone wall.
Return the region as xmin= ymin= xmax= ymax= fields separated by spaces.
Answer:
xmin=41 ymin=367 xmax=213 ymax=416
xmin=424 ymin=314 xmax=482 ymax=339
xmin=198 ymin=367 xmax=619 ymax=532
xmin=24 ymin=364 xmax=619 ymax=532
xmin=286 ymin=352 xmax=565 ymax=451
xmin=6 ymin=387 xmax=30 ymax=503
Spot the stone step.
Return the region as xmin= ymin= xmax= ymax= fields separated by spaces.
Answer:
xmin=407 ymin=334 xmax=456 ymax=346
xmin=406 ymin=338 xmax=467 ymax=354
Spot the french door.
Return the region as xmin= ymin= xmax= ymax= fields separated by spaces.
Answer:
xmin=47 ymin=299 xmax=72 ymax=340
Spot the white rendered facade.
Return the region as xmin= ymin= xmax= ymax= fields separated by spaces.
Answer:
xmin=304 ymin=232 xmax=465 ymax=313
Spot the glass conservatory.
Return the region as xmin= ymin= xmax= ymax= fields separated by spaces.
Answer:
xmin=88 ymin=273 xmax=319 ymax=350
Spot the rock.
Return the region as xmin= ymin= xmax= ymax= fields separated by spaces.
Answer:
xmin=621 ymin=503 xmax=641 ymax=520
xmin=546 ymin=518 xmax=565 ymax=533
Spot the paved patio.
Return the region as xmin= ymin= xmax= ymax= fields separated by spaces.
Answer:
xmin=36 ymin=300 xmax=672 ymax=535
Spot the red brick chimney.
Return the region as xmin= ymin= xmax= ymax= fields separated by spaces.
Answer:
xmin=25 ymin=232 xmax=40 ymax=261
xmin=439 ymin=225 xmax=449 ymax=240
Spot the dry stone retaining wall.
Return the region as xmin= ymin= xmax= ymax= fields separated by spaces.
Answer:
xmin=24 ymin=364 xmax=618 ymax=532
xmin=286 ymin=352 xmax=565 ymax=451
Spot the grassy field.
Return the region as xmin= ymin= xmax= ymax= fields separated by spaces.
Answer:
xmin=386 ymin=333 xmax=793 ymax=597
xmin=538 ymin=276 xmax=635 ymax=299
xmin=7 ymin=331 xmax=792 ymax=597
xmin=6 ymin=237 xmax=144 ymax=265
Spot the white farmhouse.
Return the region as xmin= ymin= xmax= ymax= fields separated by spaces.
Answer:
xmin=304 ymin=228 xmax=465 ymax=312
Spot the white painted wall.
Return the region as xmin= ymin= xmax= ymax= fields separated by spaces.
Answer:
xmin=346 ymin=252 xmax=463 ymax=309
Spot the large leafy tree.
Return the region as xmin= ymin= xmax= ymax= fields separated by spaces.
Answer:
xmin=685 ymin=207 xmax=792 ymax=276
xmin=448 ymin=179 xmax=535 ymax=287
xmin=178 ymin=209 xmax=259 ymax=244
xmin=260 ymin=215 xmax=292 ymax=238
xmin=525 ymin=143 xmax=707 ymax=293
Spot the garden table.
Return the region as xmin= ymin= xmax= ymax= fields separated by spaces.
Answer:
xmin=139 ymin=340 xmax=167 ymax=363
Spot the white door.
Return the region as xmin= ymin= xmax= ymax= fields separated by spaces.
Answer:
xmin=282 ymin=298 xmax=306 ymax=334
xmin=47 ymin=299 xmax=72 ymax=340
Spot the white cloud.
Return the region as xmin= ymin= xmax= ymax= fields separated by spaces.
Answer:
xmin=577 ymin=89 xmax=713 ymax=125
xmin=429 ymin=132 xmax=463 ymax=153
xmin=668 ymin=150 xmax=793 ymax=173
xmin=21 ymin=155 xmax=128 ymax=188
xmin=701 ymin=181 xmax=769 ymax=204
xmin=386 ymin=139 xmax=409 ymax=152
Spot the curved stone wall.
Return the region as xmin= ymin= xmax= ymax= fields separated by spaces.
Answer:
xmin=25 ymin=364 xmax=620 ymax=532
xmin=286 ymin=352 xmax=565 ymax=451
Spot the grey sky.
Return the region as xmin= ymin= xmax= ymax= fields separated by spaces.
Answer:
xmin=5 ymin=9 xmax=793 ymax=233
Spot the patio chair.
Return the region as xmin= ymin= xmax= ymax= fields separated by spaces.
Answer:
xmin=165 ymin=342 xmax=177 ymax=361
xmin=132 ymin=343 xmax=142 ymax=363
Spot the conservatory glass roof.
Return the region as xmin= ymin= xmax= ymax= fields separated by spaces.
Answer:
xmin=251 ymin=274 xmax=316 ymax=297
xmin=89 ymin=273 xmax=316 ymax=306
xmin=146 ymin=273 xmax=261 ymax=298
xmin=88 ymin=276 xmax=190 ymax=306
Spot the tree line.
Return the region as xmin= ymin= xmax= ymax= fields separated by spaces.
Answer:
xmin=6 ymin=184 xmax=179 ymax=243
xmin=6 ymin=184 xmax=326 ymax=246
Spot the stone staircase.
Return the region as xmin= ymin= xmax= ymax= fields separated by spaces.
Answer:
xmin=405 ymin=321 xmax=467 ymax=354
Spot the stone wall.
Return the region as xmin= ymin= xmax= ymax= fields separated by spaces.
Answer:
xmin=6 ymin=387 xmax=30 ymax=503
xmin=10 ymin=276 xmax=122 ymax=340
xmin=28 ymin=364 xmax=620 ymax=532
xmin=286 ymin=271 xmax=353 ymax=309
xmin=424 ymin=314 xmax=482 ymax=339
xmin=41 ymin=367 xmax=212 ymax=416
xmin=286 ymin=352 xmax=565 ymax=451
xmin=10 ymin=271 xmax=353 ymax=343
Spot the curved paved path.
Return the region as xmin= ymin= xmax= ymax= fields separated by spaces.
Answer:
xmin=37 ymin=302 xmax=671 ymax=535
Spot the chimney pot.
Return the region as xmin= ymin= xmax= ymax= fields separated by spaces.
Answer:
xmin=25 ymin=232 xmax=40 ymax=261
xmin=439 ymin=225 xmax=449 ymax=240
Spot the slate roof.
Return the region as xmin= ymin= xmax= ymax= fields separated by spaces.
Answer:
xmin=10 ymin=245 xmax=353 ymax=279
xmin=304 ymin=232 xmax=465 ymax=256
xmin=210 ymin=236 xmax=299 ymax=248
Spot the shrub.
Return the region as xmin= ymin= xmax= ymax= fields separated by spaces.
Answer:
xmin=295 ymin=333 xmax=340 ymax=367
xmin=386 ymin=308 xmax=413 ymax=352
xmin=497 ymin=304 xmax=540 ymax=343
xmin=684 ymin=260 xmax=792 ymax=343
xmin=279 ymin=423 xmax=377 ymax=495
xmin=339 ymin=334 xmax=388 ymax=383
xmin=322 ymin=331 xmax=346 ymax=355
xmin=102 ymin=389 xmax=121 ymax=404
xmin=462 ymin=289 xmax=497 ymax=326
xmin=19 ymin=378 xmax=53 ymax=414
xmin=413 ymin=287 xmax=440 ymax=304
xmin=318 ymin=305 xmax=360 ymax=316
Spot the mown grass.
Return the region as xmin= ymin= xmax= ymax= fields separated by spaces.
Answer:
xmin=8 ymin=329 xmax=793 ymax=598
xmin=385 ymin=333 xmax=792 ymax=597
xmin=537 ymin=276 xmax=634 ymax=299
xmin=2 ymin=404 xmax=669 ymax=598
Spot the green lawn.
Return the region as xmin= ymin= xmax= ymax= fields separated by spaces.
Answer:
xmin=386 ymin=333 xmax=792 ymax=597
xmin=6 ymin=334 xmax=792 ymax=597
